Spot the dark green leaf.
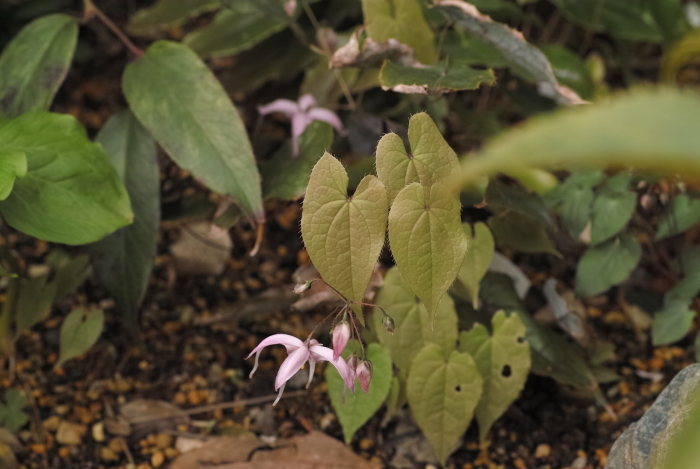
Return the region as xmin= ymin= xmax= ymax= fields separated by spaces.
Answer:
xmin=652 ymin=300 xmax=695 ymax=346
xmin=379 ymin=59 xmax=495 ymax=95
xmin=489 ymin=211 xmax=559 ymax=255
xmin=0 ymin=151 xmax=27 ymax=201
xmin=543 ymin=170 xmax=603 ymax=238
xmin=0 ymin=388 xmax=28 ymax=432
xmin=127 ymin=0 xmax=220 ymax=36
xmin=14 ymin=275 xmax=57 ymax=335
xmin=123 ymin=41 xmax=263 ymax=221
xmin=576 ymin=235 xmax=641 ymax=297
xmin=485 ymin=178 xmax=552 ymax=225
xmin=657 ymin=194 xmax=700 ymax=240
xmin=590 ymin=173 xmax=636 ymax=245
xmin=45 ymin=250 xmax=91 ymax=298
xmin=540 ymin=44 xmax=594 ymax=100
xmin=90 ymin=111 xmax=159 ymax=332
xmin=0 ymin=14 xmax=77 ymax=118
xmin=0 ymin=111 xmax=133 ymax=245
xmin=57 ymin=308 xmax=104 ymax=367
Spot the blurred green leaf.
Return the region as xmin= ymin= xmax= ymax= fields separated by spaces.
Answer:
xmin=540 ymin=44 xmax=594 ymax=100
xmin=90 ymin=111 xmax=159 ymax=334
xmin=576 ymin=235 xmax=641 ymax=297
xmin=455 ymin=222 xmax=494 ymax=308
xmin=0 ymin=388 xmax=28 ymax=433
xmin=0 ymin=111 xmax=133 ymax=244
xmin=123 ymin=41 xmax=263 ymax=221
xmin=652 ymin=299 xmax=695 ymax=345
xmin=489 ymin=211 xmax=559 ymax=255
xmin=0 ymin=14 xmax=77 ymax=118
xmin=657 ymin=194 xmax=700 ymax=239
xmin=485 ymin=178 xmax=552 ymax=225
xmin=0 ymin=151 xmax=26 ymax=201
xmin=590 ymin=173 xmax=636 ymax=245
xmin=379 ymin=59 xmax=495 ymax=95
xmin=14 ymin=275 xmax=56 ymax=336
xmin=326 ymin=342 xmax=392 ymax=444
xmin=126 ymin=0 xmax=220 ymax=36
xmin=57 ymin=308 xmax=104 ymax=367
xmin=543 ymin=170 xmax=603 ymax=238
xmin=46 ymin=251 xmax=91 ymax=298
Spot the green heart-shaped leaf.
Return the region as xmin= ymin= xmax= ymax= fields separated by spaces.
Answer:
xmin=379 ymin=59 xmax=496 ymax=95
xmin=454 ymin=222 xmax=495 ymax=308
xmin=459 ymin=311 xmax=530 ymax=442
xmin=543 ymin=170 xmax=603 ymax=238
xmin=376 ymin=112 xmax=460 ymax=204
xmin=590 ymin=173 xmax=636 ymax=245
xmin=388 ymin=182 xmax=467 ymax=322
xmin=373 ymin=266 xmax=458 ymax=371
xmin=652 ymin=299 xmax=695 ymax=346
xmin=657 ymin=194 xmax=700 ymax=240
xmin=407 ymin=344 xmax=483 ymax=465
xmin=326 ymin=342 xmax=392 ymax=444
xmin=58 ymin=308 xmax=104 ymax=368
xmin=576 ymin=234 xmax=641 ymax=297
xmin=301 ymin=153 xmax=388 ymax=324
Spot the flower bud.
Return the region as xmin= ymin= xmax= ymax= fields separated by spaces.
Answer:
xmin=284 ymin=0 xmax=296 ymax=16
xmin=293 ymin=281 xmax=312 ymax=294
xmin=332 ymin=321 xmax=351 ymax=361
xmin=356 ymin=360 xmax=373 ymax=394
xmin=346 ymin=353 xmax=359 ymax=372
xmin=382 ymin=314 xmax=395 ymax=334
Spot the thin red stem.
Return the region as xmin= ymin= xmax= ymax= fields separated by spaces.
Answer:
xmin=83 ymin=0 xmax=143 ymax=57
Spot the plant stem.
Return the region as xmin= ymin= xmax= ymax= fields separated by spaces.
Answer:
xmin=83 ymin=0 xmax=143 ymax=57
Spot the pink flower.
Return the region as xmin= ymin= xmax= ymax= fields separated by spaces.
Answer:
xmin=331 ymin=321 xmax=351 ymax=360
xmin=257 ymin=94 xmax=343 ymax=157
xmin=356 ymin=359 xmax=373 ymax=394
xmin=247 ymin=334 xmax=355 ymax=405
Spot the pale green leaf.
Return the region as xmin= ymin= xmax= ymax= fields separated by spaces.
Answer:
xmin=489 ymin=211 xmax=559 ymax=255
xmin=361 ymin=0 xmax=437 ymax=64
xmin=407 ymin=345 xmax=483 ymax=465
xmin=652 ymin=299 xmax=695 ymax=346
xmin=300 ymin=153 xmax=388 ymax=325
xmin=385 ymin=376 xmax=402 ymax=415
xmin=123 ymin=41 xmax=263 ymax=221
xmin=90 ymin=111 xmax=160 ymax=333
xmin=14 ymin=275 xmax=57 ymax=336
xmin=373 ymin=266 xmax=458 ymax=371
xmin=379 ymin=60 xmax=496 ymax=95
xmin=183 ymin=3 xmax=291 ymax=59
xmin=0 ymin=151 xmax=27 ymax=201
xmin=459 ymin=311 xmax=530 ymax=442
xmin=326 ymin=342 xmax=392 ymax=444
xmin=657 ymin=194 xmax=700 ymax=240
xmin=127 ymin=0 xmax=221 ymax=36
xmin=462 ymin=89 xmax=700 ymax=184
xmin=455 ymin=222 xmax=494 ymax=308
xmin=0 ymin=14 xmax=77 ymax=118
xmin=590 ymin=173 xmax=636 ymax=245
xmin=388 ymin=182 xmax=467 ymax=321
xmin=376 ymin=112 xmax=460 ymax=203
xmin=262 ymin=121 xmax=334 ymax=200
xmin=576 ymin=234 xmax=641 ymax=297
xmin=0 ymin=111 xmax=133 ymax=245
xmin=45 ymin=251 xmax=91 ymax=298
xmin=57 ymin=308 xmax=104 ymax=367
xmin=0 ymin=388 xmax=28 ymax=433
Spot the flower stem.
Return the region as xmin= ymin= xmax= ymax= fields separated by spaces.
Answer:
xmin=347 ymin=310 xmax=365 ymax=358
xmin=83 ymin=0 xmax=143 ymax=57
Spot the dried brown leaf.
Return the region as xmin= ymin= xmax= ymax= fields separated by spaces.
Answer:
xmin=330 ymin=28 xmax=415 ymax=69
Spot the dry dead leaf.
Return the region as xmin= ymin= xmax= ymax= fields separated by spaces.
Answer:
xmin=330 ymin=28 xmax=415 ymax=69
xmin=170 ymin=222 xmax=232 ymax=276
xmin=169 ymin=431 xmax=378 ymax=469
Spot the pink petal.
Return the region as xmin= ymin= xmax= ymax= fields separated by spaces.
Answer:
xmin=291 ymin=113 xmax=313 ymax=157
xmin=309 ymin=344 xmax=355 ymax=393
xmin=306 ymin=108 xmax=344 ymax=133
xmin=246 ymin=334 xmax=305 ymax=378
xmin=275 ymin=346 xmax=310 ymax=390
xmin=258 ymin=99 xmax=299 ymax=117
xmin=273 ymin=381 xmax=287 ymax=406
xmin=298 ymin=94 xmax=317 ymax=112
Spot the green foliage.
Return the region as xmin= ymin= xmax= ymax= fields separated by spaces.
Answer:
xmin=388 ymin=182 xmax=467 ymax=322
xmin=45 ymin=251 xmax=91 ymax=298
xmin=373 ymin=267 xmax=458 ymax=371
xmin=0 ymin=111 xmax=133 ymax=244
xmin=300 ymin=153 xmax=388 ymax=324
xmin=590 ymin=173 xmax=636 ymax=245
xmin=0 ymin=388 xmax=28 ymax=433
xmin=58 ymin=308 xmax=104 ymax=368
xmin=455 ymin=223 xmax=494 ymax=308
xmin=0 ymin=14 xmax=77 ymax=118
xmin=657 ymin=194 xmax=700 ymax=239
xmin=89 ymin=111 xmax=160 ymax=333
xmin=543 ymin=170 xmax=603 ymax=238
xmin=14 ymin=275 xmax=57 ymax=336
xmin=0 ymin=152 xmax=27 ymax=201
xmin=489 ymin=211 xmax=559 ymax=255
xmin=326 ymin=342 xmax=392 ymax=444
xmin=576 ymin=235 xmax=641 ymax=297
xmin=407 ymin=344 xmax=483 ymax=465
xmin=459 ymin=311 xmax=530 ymax=442
xmin=540 ymin=45 xmax=595 ymax=100
xmin=652 ymin=300 xmax=696 ymax=346
xmin=379 ymin=60 xmax=496 ymax=95
xmin=127 ymin=0 xmax=220 ymax=36
xmin=123 ymin=41 xmax=264 ymax=221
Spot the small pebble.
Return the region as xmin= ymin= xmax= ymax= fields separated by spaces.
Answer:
xmin=151 ymin=450 xmax=165 ymax=468
xmin=359 ymin=438 xmax=374 ymax=450
xmin=92 ymin=422 xmax=105 ymax=442
xmin=155 ymin=433 xmax=173 ymax=449
xmin=101 ymin=447 xmax=119 ymax=461
xmin=535 ymin=444 xmax=551 ymax=458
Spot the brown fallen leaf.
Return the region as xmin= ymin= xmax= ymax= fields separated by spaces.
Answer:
xmin=170 ymin=222 xmax=232 ymax=276
xmin=169 ymin=431 xmax=379 ymax=469
xmin=330 ymin=28 xmax=415 ymax=69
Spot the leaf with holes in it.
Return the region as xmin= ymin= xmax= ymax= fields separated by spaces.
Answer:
xmin=459 ymin=311 xmax=530 ymax=442
xmin=361 ymin=0 xmax=437 ymax=64
xmin=376 ymin=112 xmax=460 ymax=204
xmin=57 ymin=308 xmax=104 ymax=368
xmin=126 ymin=0 xmax=220 ymax=36
xmin=388 ymin=182 xmax=467 ymax=322
xmin=300 ymin=153 xmax=388 ymax=325
xmin=454 ymin=222 xmax=495 ymax=308
xmin=576 ymin=234 xmax=641 ymax=297
xmin=123 ymin=41 xmax=263 ymax=221
xmin=326 ymin=342 xmax=392 ymax=444
xmin=0 ymin=14 xmax=78 ymax=118
xmin=407 ymin=344 xmax=483 ymax=465
xmin=657 ymin=194 xmax=700 ymax=240
xmin=379 ymin=59 xmax=496 ymax=95
xmin=373 ymin=266 xmax=458 ymax=371
xmin=590 ymin=173 xmax=636 ymax=245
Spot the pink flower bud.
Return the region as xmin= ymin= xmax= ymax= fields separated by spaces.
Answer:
xmin=382 ymin=314 xmax=395 ymax=334
xmin=284 ymin=0 xmax=296 ymax=16
xmin=332 ymin=321 xmax=351 ymax=361
xmin=346 ymin=353 xmax=359 ymax=372
xmin=356 ymin=360 xmax=373 ymax=394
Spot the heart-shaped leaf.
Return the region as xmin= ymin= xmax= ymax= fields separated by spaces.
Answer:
xmin=0 ymin=151 xmax=27 ymax=201
xmin=326 ymin=342 xmax=392 ymax=444
xmin=376 ymin=112 xmax=460 ymax=204
xmin=543 ymin=170 xmax=603 ymax=238
xmin=379 ymin=59 xmax=496 ymax=95
xmin=657 ymin=194 xmax=700 ymax=240
xmin=454 ymin=222 xmax=494 ymax=308
xmin=590 ymin=173 xmax=636 ymax=245
xmin=123 ymin=41 xmax=263 ymax=221
xmin=576 ymin=234 xmax=641 ymax=297
xmin=58 ymin=308 xmax=104 ymax=368
xmin=407 ymin=344 xmax=483 ymax=465
xmin=89 ymin=111 xmax=160 ymax=334
xmin=373 ymin=266 xmax=458 ymax=371
xmin=300 ymin=153 xmax=388 ymax=324
xmin=0 ymin=111 xmax=133 ymax=245
xmin=652 ymin=299 xmax=695 ymax=346
xmin=0 ymin=14 xmax=78 ymax=118
xmin=388 ymin=182 xmax=468 ymax=322
xmin=459 ymin=311 xmax=530 ymax=442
